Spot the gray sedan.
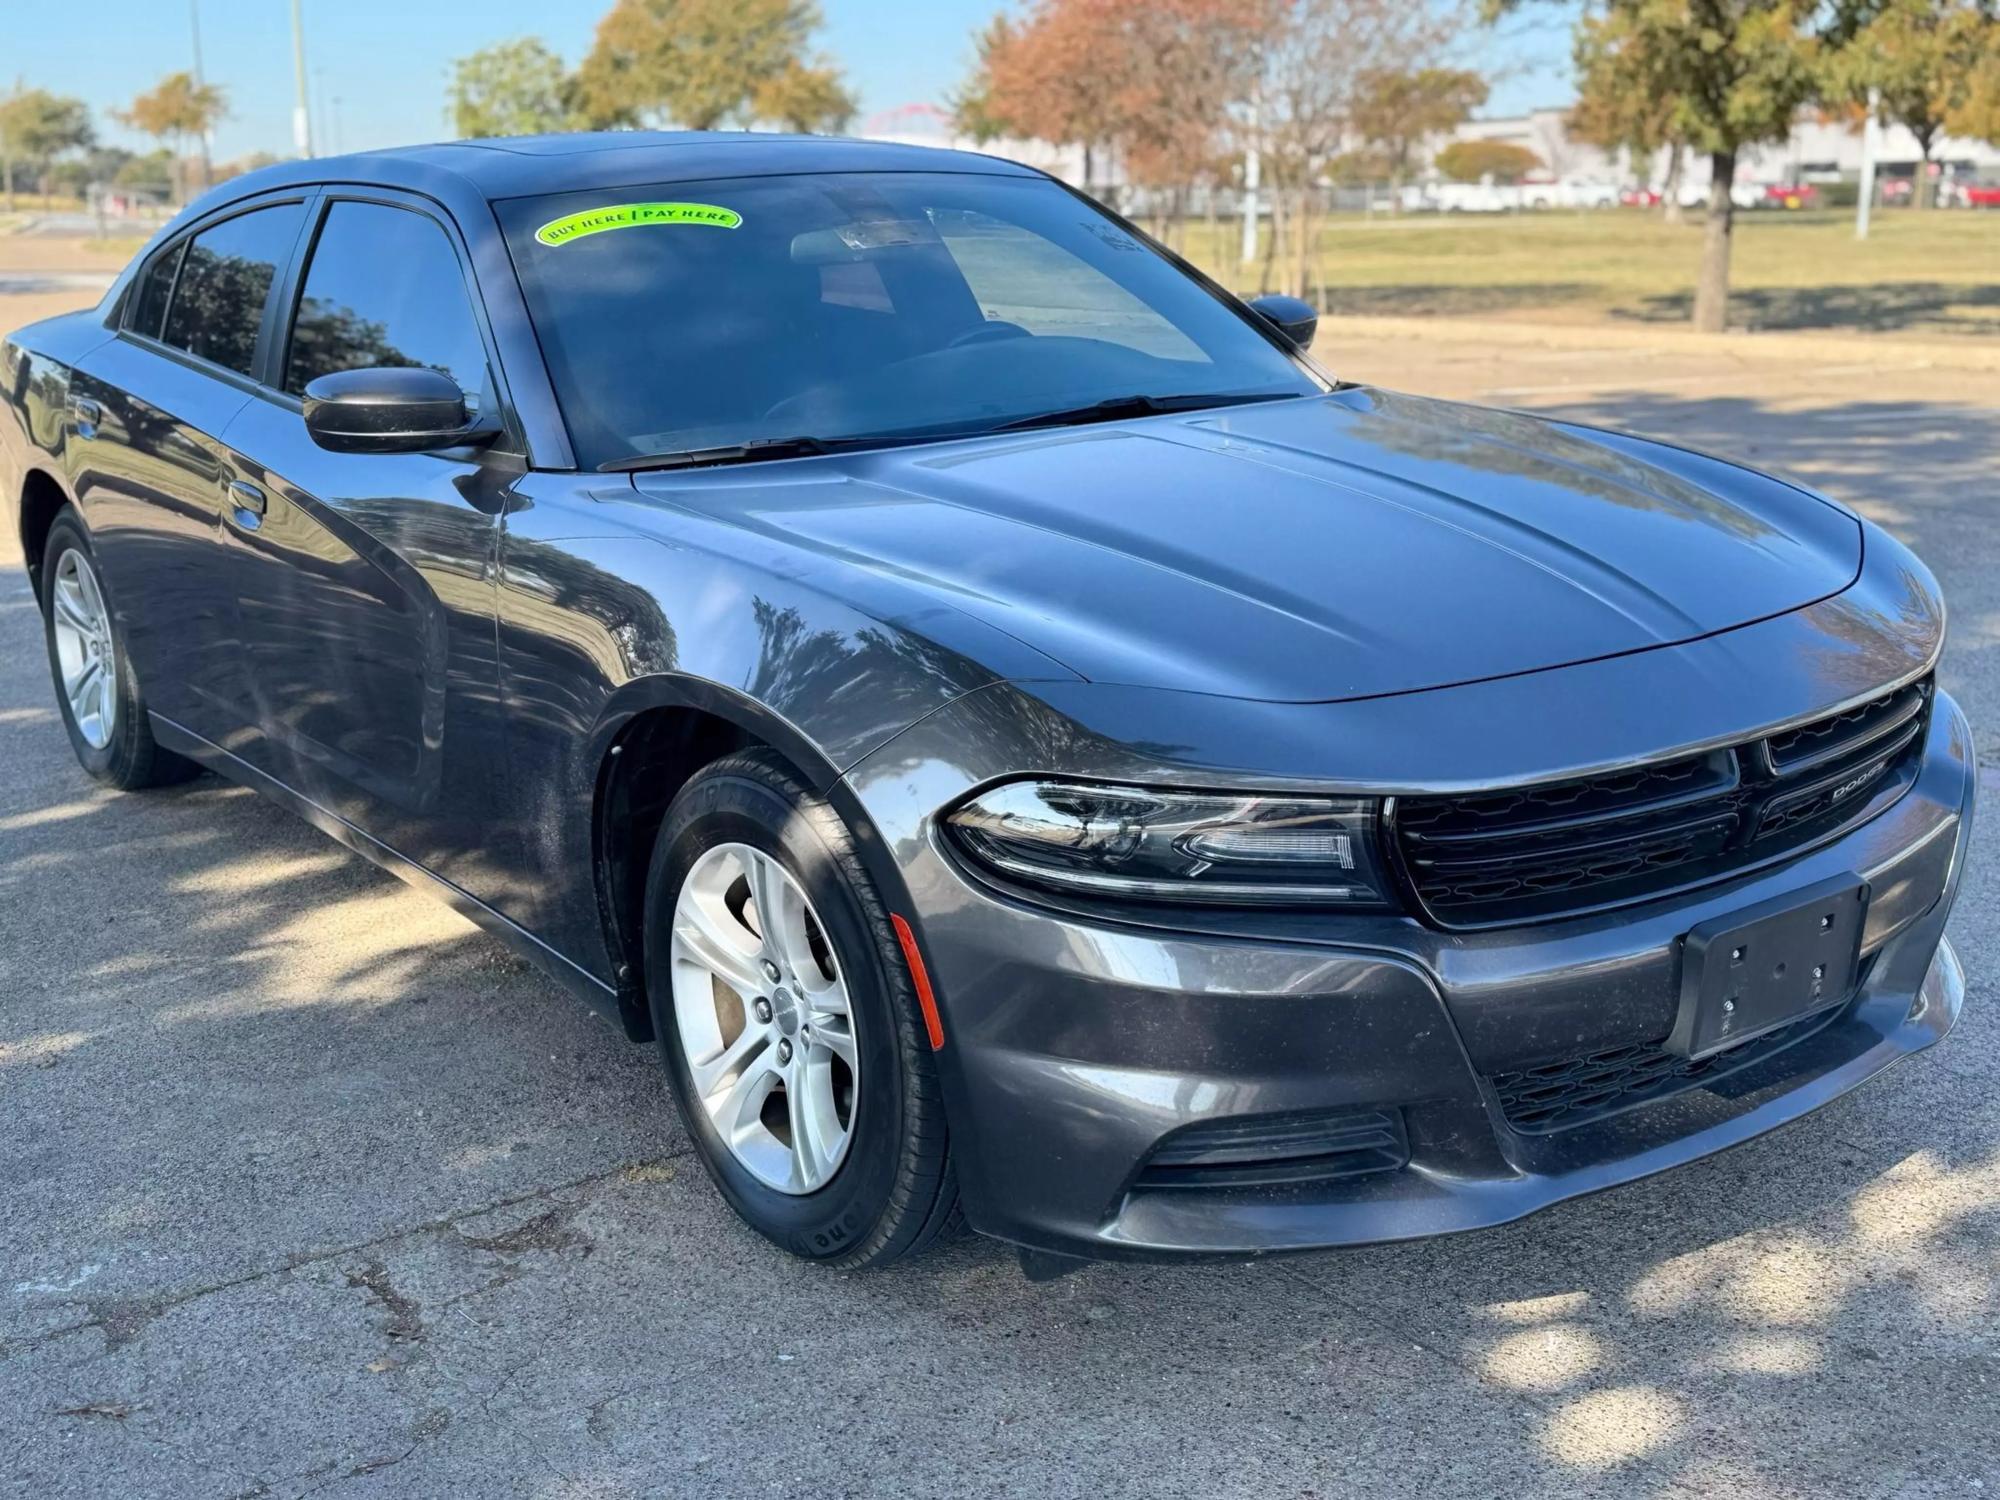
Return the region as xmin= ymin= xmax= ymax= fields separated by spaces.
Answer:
xmin=0 ymin=131 xmax=1972 ymax=1272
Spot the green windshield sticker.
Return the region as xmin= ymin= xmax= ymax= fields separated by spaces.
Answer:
xmin=535 ymin=202 xmax=742 ymax=246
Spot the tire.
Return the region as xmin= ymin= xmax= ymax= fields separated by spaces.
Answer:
xmin=40 ymin=508 xmax=201 ymax=791
xmin=642 ymin=749 xmax=960 ymax=1267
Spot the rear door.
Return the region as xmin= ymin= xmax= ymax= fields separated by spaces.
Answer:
xmin=214 ymin=190 xmax=517 ymax=890
xmin=68 ymin=195 xmax=313 ymax=740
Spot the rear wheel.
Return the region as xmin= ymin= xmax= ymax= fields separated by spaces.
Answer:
xmin=40 ymin=509 xmax=200 ymax=790
xmin=643 ymin=749 xmax=959 ymax=1267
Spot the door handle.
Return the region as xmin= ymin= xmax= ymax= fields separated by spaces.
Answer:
xmin=70 ymin=397 xmax=103 ymax=432
xmin=228 ymin=479 xmax=267 ymax=517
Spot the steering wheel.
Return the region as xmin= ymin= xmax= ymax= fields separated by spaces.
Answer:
xmin=946 ymin=320 xmax=1032 ymax=350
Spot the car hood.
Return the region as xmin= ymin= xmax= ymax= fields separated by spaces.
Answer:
xmin=629 ymin=388 xmax=1862 ymax=703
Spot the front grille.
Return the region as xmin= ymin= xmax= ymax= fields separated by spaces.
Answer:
xmin=1394 ymin=677 xmax=1931 ymax=927
xmin=1133 ymin=1107 xmax=1408 ymax=1191
xmin=1490 ymin=1004 xmax=1844 ymax=1133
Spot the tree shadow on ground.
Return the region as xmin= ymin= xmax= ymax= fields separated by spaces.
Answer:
xmin=1614 ymin=281 xmax=2000 ymax=335
xmin=1324 ymin=281 xmax=1598 ymax=318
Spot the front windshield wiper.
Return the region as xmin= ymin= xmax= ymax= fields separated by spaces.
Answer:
xmin=987 ymin=390 xmax=1298 ymax=435
xmin=602 ymin=391 xmax=1305 ymax=472
xmin=601 ymin=434 xmax=927 ymax=473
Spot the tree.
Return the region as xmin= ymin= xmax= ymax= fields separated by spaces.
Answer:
xmin=117 ymin=72 xmax=226 ymax=204
xmin=1248 ymin=0 xmax=1466 ymax=297
xmin=1949 ymin=47 xmax=2000 ymax=141
xmin=1568 ymin=25 xmax=1688 ymax=220
xmin=1494 ymin=1 xmax=1821 ymax=334
xmin=1434 ymin=138 xmax=1542 ymax=180
xmin=1119 ymin=0 xmax=1283 ymax=209
xmin=113 ymin=151 xmax=174 ymax=196
xmin=1352 ymin=67 xmax=1488 ymax=198
xmin=964 ymin=0 xmax=1148 ymax=195
xmin=47 ymin=145 xmax=133 ymax=200
xmin=952 ymin=17 xmax=1020 ymax=142
xmin=574 ymin=0 xmax=833 ymax=131
xmin=1825 ymin=1 xmax=2000 ymax=207
xmin=752 ymin=60 xmax=857 ymax=132
xmin=450 ymin=38 xmax=577 ymax=139
xmin=963 ymin=0 xmax=1279 ymax=203
xmin=0 ymin=89 xmax=95 ymax=211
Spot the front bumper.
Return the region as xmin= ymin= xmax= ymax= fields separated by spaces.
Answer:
xmin=843 ymin=684 xmax=1975 ymax=1263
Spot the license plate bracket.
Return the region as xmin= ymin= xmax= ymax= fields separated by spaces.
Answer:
xmin=1669 ymin=875 xmax=1869 ymax=1060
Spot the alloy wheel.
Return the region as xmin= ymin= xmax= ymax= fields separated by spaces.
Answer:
xmin=669 ymin=842 xmax=859 ymax=1194
xmin=50 ymin=549 xmax=117 ymax=750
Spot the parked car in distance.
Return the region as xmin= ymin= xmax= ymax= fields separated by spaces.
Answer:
xmin=1521 ymin=177 xmax=1620 ymax=210
xmin=1759 ymin=182 xmax=1821 ymax=209
xmin=1618 ymin=186 xmax=1662 ymax=209
xmin=1 ymin=133 xmax=1974 ymax=1273
xmin=1426 ymin=177 xmax=1620 ymax=213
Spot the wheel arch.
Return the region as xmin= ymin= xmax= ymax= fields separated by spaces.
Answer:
xmin=589 ymin=674 xmax=851 ymax=1042
xmin=16 ymin=464 xmax=76 ymax=597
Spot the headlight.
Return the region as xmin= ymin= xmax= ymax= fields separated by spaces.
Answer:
xmin=944 ymin=780 xmax=1393 ymax=908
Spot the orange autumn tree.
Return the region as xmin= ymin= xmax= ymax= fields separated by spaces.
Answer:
xmin=963 ymin=0 xmax=1279 ymax=216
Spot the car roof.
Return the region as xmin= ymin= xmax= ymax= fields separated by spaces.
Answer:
xmin=190 ymin=131 xmax=1043 ymax=214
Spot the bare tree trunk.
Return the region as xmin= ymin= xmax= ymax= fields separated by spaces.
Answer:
xmin=1260 ymin=180 xmax=1284 ymax=295
xmin=1661 ymin=141 xmax=1685 ymax=225
xmin=1292 ymin=185 xmax=1311 ymax=300
xmin=1914 ymin=140 xmax=1933 ymax=210
xmin=1314 ymin=200 xmax=1328 ymax=310
xmin=1693 ymin=147 xmax=1736 ymax=334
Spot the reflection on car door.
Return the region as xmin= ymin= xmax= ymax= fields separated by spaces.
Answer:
xmin=68 ymin=198 xmax=311 ymax=743
xmin=215 ymin=195 xmax=513 ymax=893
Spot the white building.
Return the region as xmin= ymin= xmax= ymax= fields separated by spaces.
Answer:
xmin=1445 ymin=104 xmax=2000 ymax=190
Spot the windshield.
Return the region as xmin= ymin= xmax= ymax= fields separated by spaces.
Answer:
xmin=497 ymin=172 xmax=1322 ymax=469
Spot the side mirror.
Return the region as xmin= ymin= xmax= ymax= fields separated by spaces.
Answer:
xmin=302 ymin=367 xmax=499 ymax=455
xmin=1246 ymin=293 xmax=1318 ymax=352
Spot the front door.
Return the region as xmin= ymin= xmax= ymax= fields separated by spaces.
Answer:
xmin=216 ymin=194 xmax=516 ymax=892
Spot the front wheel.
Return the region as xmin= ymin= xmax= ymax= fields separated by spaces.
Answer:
xmin=40 ymin=508 xmax=200 ymax=790
xmin=642 ymin=750 xmax=959 ymax=1267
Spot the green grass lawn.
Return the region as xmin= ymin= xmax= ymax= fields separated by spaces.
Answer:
xmin=1176 ymin=209 xmax=2000 ymax=337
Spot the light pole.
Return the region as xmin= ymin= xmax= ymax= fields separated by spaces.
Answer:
xmin=1856 ymin=88 xmax=1880 ymax=241
xmin=189 ymin=0 xmax=213 ymax=190
xmin=291 ymin=0 xmax=315 ymax=159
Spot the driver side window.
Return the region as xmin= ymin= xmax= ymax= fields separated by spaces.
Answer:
xmin=283 ymin=200 xmax=490 ymax=406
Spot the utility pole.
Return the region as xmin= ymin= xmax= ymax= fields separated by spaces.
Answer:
xmin=189 ymin=0 xmax=213 ymax=191
xmin=291 ymin=0 xmax=315 ymax=159
xmin=1856 ymin=87 xmax=1880 ymax=240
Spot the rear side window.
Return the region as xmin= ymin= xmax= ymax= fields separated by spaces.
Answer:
xmin=284 ymin=201 xmax=488 ymax=402
xmin=159 ymin=203 xmax=306 ymax=376
xmin=129 ymin=240 xmax=185 ymax=340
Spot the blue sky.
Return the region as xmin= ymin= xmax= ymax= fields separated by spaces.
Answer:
xmin=8 ymin=0 xmax=1575 ymax=163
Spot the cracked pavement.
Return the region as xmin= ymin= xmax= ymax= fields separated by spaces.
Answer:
xmin=3 ymin=339 xmax=1998 ymax=1498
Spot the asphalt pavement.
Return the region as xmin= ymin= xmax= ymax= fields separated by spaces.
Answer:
xmin=3 ymin=339 xmax=1997 ymax=1499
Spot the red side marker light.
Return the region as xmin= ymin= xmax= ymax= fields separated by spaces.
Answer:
xmin=891 ymin=913 xmax=945 ymax=1051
